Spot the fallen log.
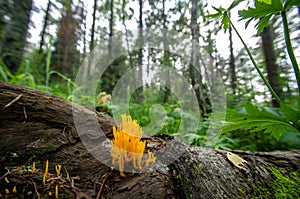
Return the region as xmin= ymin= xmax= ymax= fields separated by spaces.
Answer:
xmin=0 ymin=81 xmax=299 ymax=198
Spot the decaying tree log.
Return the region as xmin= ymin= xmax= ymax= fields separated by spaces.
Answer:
xmin=0 ymin=81 xmax=300 ymax=198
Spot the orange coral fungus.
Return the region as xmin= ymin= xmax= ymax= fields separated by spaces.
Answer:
xmin=110 ymin=114 xmax=156 ymax=177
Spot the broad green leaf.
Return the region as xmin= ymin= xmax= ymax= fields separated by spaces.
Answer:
xmin=239 ymin=0 xmax=283 ymax=20
xmin=256 ymin=0 xmax=283 ymax=10
xmin=222 ymin=117 xmax=298 ymax=141
xmin=222 ymin=14 xmax=230 ymax=32
xmin=205 ymin=12 xmax=223 ymax=19
xmin=204 ymin=7 xmax=224 ymax=19
xmin=228 ymin=0 xmax=246 ymax=10
xmin=258 ymin=0 xmax=271 ymax=4
xmin=280 ymin=104 xmax=300 ymax=123
xmin=239 ymin=6 xmax=277 ymax=19
xmin=263 ymin=107 xmax=281 ymax=117
xmin=271 ymin=127 xmax=284 ymax=141
xmin=212 ymin=6 xmax=225 ymax=12
xmin=224 ymin=108 xmax=247 ymax=121
xmin=239 ymin=0 xmax=283 ymax=34
xmin=284 ymin=0 xmax=300 ymax=11
xmin=257 ymin=14 xmax=272 ymax=34
xmin=244 ymin=17 xmax=255 ymax=29
xmin=222 ymin=103 xmax=300 ymax=141
xmin=244 ymin=101 xmax=260 ymax=115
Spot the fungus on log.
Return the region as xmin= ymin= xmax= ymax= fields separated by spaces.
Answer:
xmin=0 ymin=81 xmax=300 ymax=198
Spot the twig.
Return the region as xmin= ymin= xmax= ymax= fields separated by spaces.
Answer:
xmin=30 ymin=178 xmax=40 ymax=199
xmin=23 ymin=106 xmax=27 ymax=123
xmin=4 ymin=94 xmax=23 ymax=108
xmin=0 ymin=168 xmax=10 ymax=180
xmin=64 ymin=165 xmax=70 ymax=179
xmin=96 ymin=174 xmax=109 ymax=199
xmin=23 ymin=106 xmax=27 ymax=119
xmin=64 ymin=166 xmax=74 ymax=188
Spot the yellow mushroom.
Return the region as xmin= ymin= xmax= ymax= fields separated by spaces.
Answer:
xmin=43 ymin=160 xmax=49 ymax=185
xmin=55 ymin=164 xmax=62 ymax=176
xmin=110 ymin=114 xmax=156 ymax=177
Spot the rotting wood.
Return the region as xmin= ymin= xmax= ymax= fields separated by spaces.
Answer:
xmin=0 ymin=81 xmax=299 ymax=198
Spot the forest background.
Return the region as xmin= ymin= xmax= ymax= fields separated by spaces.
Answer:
xmin=0 ymin=0 xmax=299 ymax=152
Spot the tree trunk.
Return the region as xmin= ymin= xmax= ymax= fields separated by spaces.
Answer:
xmin=0 ymin=0 xmax=32 ymax=73
xmin=162 ymin=0 xmax=171 ymax=104
xmin=61 ymin=4 xmax=73 ymax=75
xmin=229 ymin=21 xmax=237 ymax=96
xmin=189 ymin=0 xmax=208 ymax=115
xmin=38 ymin=0 xmax=51 ymax=54
xmin=0 ymin=81 xmax=300 ymax=198
xmin=136 ymin=0 xmax=144 ymax=103
xmin=79 ymin=0 xmax=87 ymax=58
xmin=90 ymin=0 xmax=97 ymax=52
xmin=260 ymin=25 xmax=282 ymax=107
xmin=108 ymin=0 xmax=114 ymax=56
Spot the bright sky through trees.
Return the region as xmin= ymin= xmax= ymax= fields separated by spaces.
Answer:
xmin=29 ymin=0 xmax=258 ymax=58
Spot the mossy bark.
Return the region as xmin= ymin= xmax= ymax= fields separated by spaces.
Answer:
xmin=0 ymin=82 xmax=300 ymax=198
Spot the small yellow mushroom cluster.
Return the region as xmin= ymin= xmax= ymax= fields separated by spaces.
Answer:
xmin=2 ymin=177 xmax=17 ymax=196
xmin=43 ymin=160 xmax=61 ymax=198
xmin=1 ymin=161 xmax=61 ymax=198
xmin=110 ymin=114 xmax=156 ymax=177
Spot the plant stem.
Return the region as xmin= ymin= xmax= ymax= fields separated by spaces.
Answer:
xmin=281 ymin=10 xmax=300 ymax=96
xmin=45 ymin=36 xmax=52 ymax=91
xmin=227 ymin=15 xmax=282 ymax=105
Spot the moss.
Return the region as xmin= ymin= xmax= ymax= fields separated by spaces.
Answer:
xmin=193 ymin=163 xmax=201 ymax=176
xmin=237 ymin=188 xmax=245 ymax=195
xmin=248 ymin=166 xmax=300 ymax=199
xmin=252 ymin=179 xmax=272 ymax=198
xmin=174 ymin=173 xmax=193 ymax=199
xmin=270 ymin=167 xmax=300 ymax=198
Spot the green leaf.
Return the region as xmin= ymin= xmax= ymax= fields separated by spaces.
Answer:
xmin=222 ymin=103 xmax=300 ymax=141
xmin=256 ymin=14 xmax=272 ymax=34
xmin=222 ymin=14 xmax=230 ymax=32
xmin=244 ymin=101 xmax=261 ymax=116
xmin=204 ymin=12 xmax=223 ymax=19
xmin=256 ymin=0 xmax=283 ymax=10
xmin=280 ymin=104 xmax=300 ymax=124
xmin=204 ymin=6 xmax=226 ymax=19
xmin=244 ymin=17 xmax=255 ymax=29
xmin=228 ymin=0 xmax=246 ymax=10
xmin=239 ymin=0 xmax=283 ymax=20
xmin=284 ymin=0 xmax=300 ymax=11
xmin=258 ymin=0 xmax=272 ymax=4
xmin=212 ymin=6 xmax=225 ymax=12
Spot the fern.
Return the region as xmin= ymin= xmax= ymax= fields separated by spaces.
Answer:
xmin=238 ymin=0 xmax=300 ymax=93
xmin=222 ymin=102 xmax=300 ymax=141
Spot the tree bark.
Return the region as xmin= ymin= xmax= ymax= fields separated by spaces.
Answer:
xmin=0 ymin=81 xmax=300 ymax=198
xmin=162 ymin=0 xmax=171 ymax=104
xmin=261 ymin=25 xmax=282 ymax=107
xmin=229 ymin=20 xmax=237 ymax=96
xmin=108 ymin=0 xmax=114 ymax=56
xmin=0 ymin=0 xmax=32 ymax=73
xmin=61 ymin=1 xmax=73 ymax=75
xmin=38 ymin=0 xmax=51 ymax=54
xmin=189 ymin=0 xmax=208 ymax=115
xmin=90 ymin=0 xmax=97 ymax=52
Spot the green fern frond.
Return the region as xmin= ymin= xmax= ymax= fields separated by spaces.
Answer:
xmin=222 ymin=102 xmax=300 ymax=141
